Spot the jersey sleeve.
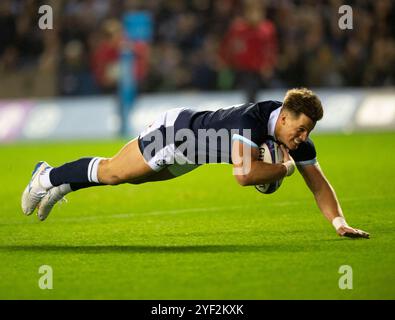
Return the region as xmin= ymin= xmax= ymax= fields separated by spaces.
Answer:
xmin=289 ymin=138 xmax=318 ymax=166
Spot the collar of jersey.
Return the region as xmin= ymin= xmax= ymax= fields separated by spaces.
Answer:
xmin=268 ymin=105 xmax=282 ymax=140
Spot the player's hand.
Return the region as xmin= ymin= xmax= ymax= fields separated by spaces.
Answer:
xmin=336 ymin=225 xmax=370 ymax=239
xmin=280 ymin=144 xmax=295 ymax=177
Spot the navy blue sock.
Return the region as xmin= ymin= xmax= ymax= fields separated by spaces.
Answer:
xmin=49 ymin=157 xmax=102 ymax=186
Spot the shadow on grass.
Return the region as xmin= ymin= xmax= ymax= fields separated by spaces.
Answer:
xmin=0 ymin=243 xmax=321 ymax=254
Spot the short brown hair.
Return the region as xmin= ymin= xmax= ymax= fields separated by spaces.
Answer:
xmin=283 ymin=88 xmax=323 ymax=122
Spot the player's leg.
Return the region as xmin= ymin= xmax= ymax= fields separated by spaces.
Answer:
xmin=129 ymin=163 xmax=200 ymax=184
xmin=22 ymin=107 xmax=192 ymax=220
xmin=97 ymin=138 xmax=154 ymax=185
xmin=21 ymin=138 xmax=155 ymax=220
xmin=33 ymin=142 xmax=199 ymax=220
xmin=97 ymin=136 xmax=200 ymax=185
xmin=37 ymin=138 xmax=153 ymax=189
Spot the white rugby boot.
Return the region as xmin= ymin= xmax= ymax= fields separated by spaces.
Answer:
xmin=37 ymin=184 xmax=70 ymax=221
xmin=21 ymin=161 xmax=52 ymax=215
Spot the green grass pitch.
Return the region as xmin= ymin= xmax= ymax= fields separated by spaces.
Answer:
xmin=0 ymin=132 xmax=394 ymax=299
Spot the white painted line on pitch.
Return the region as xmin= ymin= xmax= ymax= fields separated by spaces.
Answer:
xmin=43 ymin=194 xmax=394 ymax=224
xmin=1 ymin=194 xmax=390 ymax=226
xmin=51 ymin=198 xmax=317 ymax=223
xmin=51 ymin=205 xmax=248 ymax=223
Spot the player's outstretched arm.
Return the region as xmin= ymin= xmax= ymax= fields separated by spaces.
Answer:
xmin=298 ymin=163 xmax=370 ymax=239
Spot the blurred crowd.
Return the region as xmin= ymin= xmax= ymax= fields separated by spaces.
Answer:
xmin=0 ymin=0 xmax=395 ymax=98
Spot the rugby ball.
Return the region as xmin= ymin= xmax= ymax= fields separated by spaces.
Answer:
xmin=255 ymin=140 xmax=284 ymax=194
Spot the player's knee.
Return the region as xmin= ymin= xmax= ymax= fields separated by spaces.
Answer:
xmin=98 ymin=159 xmax=127 ymax=185
xmin=105 ymin=174 xmax=124 ymax=185
xmin=234 ymin=174 xmax=249 ymax=186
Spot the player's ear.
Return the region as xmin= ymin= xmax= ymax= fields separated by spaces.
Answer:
xmin=280 ymin=110 xmax=288 ymax=124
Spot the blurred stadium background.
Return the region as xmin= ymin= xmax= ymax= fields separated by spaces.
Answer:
xmin=0 ymin=0 xmax=395 ymax=300
xmin=0 ymin=0 xmax=394 ymax=140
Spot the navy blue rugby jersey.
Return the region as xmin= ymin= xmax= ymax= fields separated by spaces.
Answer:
xmin=173 ymin=100 xmax=317 ymax=165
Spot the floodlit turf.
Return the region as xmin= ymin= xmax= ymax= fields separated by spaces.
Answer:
xmin=0 ymin=132 xmax=394 ymax=300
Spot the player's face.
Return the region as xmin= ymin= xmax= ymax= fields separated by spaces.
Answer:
xmin=277 ymin=112 xmax=315 ymax=150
